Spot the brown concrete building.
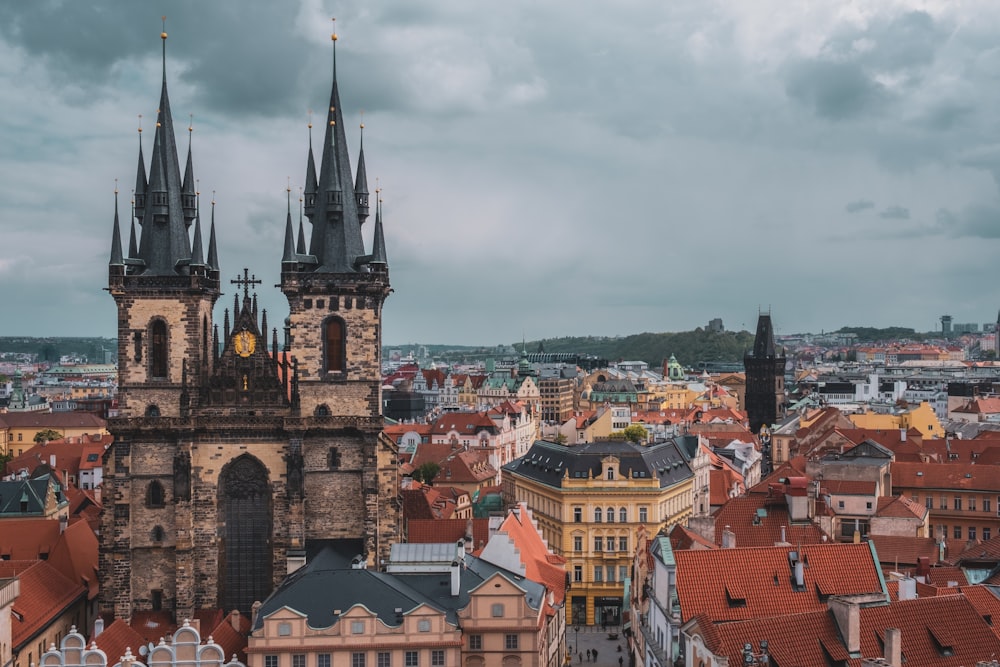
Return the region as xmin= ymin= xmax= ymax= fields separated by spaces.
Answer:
xmin=100 ymin=31 xmax=398 ymax=622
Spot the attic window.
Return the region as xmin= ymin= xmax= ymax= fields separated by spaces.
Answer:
xmin=724 ymin=585 xmax=747 ymax=608
xmin=928 ymin=625 xmax=955 ymax=656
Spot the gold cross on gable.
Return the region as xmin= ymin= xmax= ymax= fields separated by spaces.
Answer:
xmin=231 ymin=268 xmax=262 ymax=299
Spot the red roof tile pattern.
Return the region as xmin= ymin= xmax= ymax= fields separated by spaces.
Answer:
xmin=946 ymin=534 xmax=1000 ymax=565
xmin=711 ymin=495 xmax=829 ymax=548
xmin=868 ymin=535 xmax=941 ymax=568
xmin=92 ymin=619 xmax=147 ymax=664
xmin=407 ymin=518 xmax=491 ymax=549
xmin=874 ymin=494 xmax=926 ymax=520
xmin=495 ymin=504 xmax=567 ymax=605
xmin=705 ymin=594 xmax=1000 ymax=667
xmin=668 ymin=524 xmax=717 ymax=551
xmin=1 ymin=560 xmax=86 ymax=648
xmin=0 ymin=412 xmax=106 ymax=430
xmin=129 ymin=610 xmax=177 ymax=643
xmin=675 ymin=542 xmax=885 ymax=623
xmin=892 ymin=461 xmax=1000 ymax=491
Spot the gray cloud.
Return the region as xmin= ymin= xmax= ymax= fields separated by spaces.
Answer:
xmin=846 ymin=200 xmax=875 ymax=213
xmin=879 ymin=205 xmax=910 ymax=220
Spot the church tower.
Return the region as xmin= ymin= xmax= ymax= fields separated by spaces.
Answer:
xmin=743 ymin=312 xmax=786 ymax=436
xmin=101 ymin=25 xmax=399 ymax=624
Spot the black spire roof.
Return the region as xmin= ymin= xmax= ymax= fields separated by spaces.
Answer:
xmin=355 ymin=124 xmax=370 ymax=225
xmin=109 ymin=190 xmax=124 ymax=266
xmin=207 ymin=199 xmax=219 ymax=272
xmin=370 ymin=196 xmax=387 ymax=266
xmin=132 ymin=30 xmax=195 ymax=275
xmin=750 ymin=312 xmax=779 ymax=358
xmin=303 ymin=34 xmax=367 ymax=273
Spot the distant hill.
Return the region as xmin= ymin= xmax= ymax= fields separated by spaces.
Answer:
xmin=0 ymin=337 xmax=116 ymax=363
xmin=526 ymin=330 xmax=756 ymax=368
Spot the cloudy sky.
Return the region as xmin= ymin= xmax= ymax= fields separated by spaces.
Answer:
xmin=4 ymin=1 xmax=1000 ymax=345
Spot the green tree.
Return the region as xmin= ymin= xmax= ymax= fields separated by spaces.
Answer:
xmin=412 ymin=461 xmax=441 ymax=485
xmin=33 ymin=429 xmax=63 ymax=444
xmin=610 ymin=424 xmax=648 ymax=444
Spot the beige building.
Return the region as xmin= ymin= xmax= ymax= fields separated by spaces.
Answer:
xmin=502 ymin=438 xmax=694 ymax=626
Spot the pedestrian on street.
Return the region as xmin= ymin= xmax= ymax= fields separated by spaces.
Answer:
xmin=619 ymin=657 xmax=624 ymax=667
xmin=578 ymin=652 xmax=583 ymax=664
xmin=594 ymin=649 xmax=599 ymax=662
xmin=586 ymin=649 xmax=592 ymax=662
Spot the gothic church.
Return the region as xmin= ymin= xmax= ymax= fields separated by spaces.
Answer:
xmin=101 ymin=28 xmax=399 ymax=621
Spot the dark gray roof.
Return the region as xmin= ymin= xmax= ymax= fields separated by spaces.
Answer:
xmin=0 ymin=474 xmax=60 ymax=516
xmin=254 ymin=545 xmax=544 ymax=632
xmin=503 ymin=438 xmax=694 ymax=489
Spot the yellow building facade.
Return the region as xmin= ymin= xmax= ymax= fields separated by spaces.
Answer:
xmin=848 ymin=401 xmax=943 ymax=439
xmin=502 ymin=438 xmax=693 ymax=626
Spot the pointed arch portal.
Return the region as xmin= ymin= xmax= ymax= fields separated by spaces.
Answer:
xmin=218 ymin=454 xmax=272 ymax=613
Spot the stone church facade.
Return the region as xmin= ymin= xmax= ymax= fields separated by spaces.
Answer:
xmin=100 ymin=29 xmax=400 ymax=622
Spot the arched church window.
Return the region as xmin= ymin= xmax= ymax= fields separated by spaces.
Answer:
xmin=146 ymin=481 xmax=165 ymax=508
xmin=151 ymin=320 xmax=168 ymax=378
xmin=151 ymin=525 xmax=165 ymax=542
xmin=145 ymin=405 xmax=161 ymax=418
xmin=324 ymin=317 xmax=345 ymax=373
xmin=314 ymin=404 xmax=331 ymax=417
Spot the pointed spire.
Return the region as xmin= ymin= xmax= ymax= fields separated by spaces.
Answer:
xmin=303 ymin=116 xmax=318 ymax=218
xmin=190 ymin=189 xmax=205 ymax=267
xmin=306 ymin=18 xmax=366 ymax=272
xmin=355 ymin=118 xmax=370 ymax=224
xmin=261 ymin=309 xmax=268 ymax=351
xmin=370 ymin=188 xmax=388 ymax=266
xmin=128 ymin=192 xmax=139 ymax=258
xmin=181 ymin=117 xmax=197 ymax=223
xmin=134 ymin=19 xmax=193 ymax=274
xmin=110 ymin=184 xmax=125 ymax=266
xmin=282 ymin=183 xmax=297 ymax=265
xmin=213 ymin=323 xmax=220 ymax=362
xmin=207 ymin=195 xmax=219 ymax=272
xmin=134 ymin=117 xmax=147 ymax=219
xmin=232 ymin=290 xmax=240 ymax=323
xmin=223 ymin=308 xmax=230 ymax=338
xmin=297 ymin=188 xmax=307 ymax=255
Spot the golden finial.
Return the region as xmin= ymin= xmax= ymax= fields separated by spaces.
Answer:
xmin=161 ymin=16 xmax=167 ymax=40
xmin=196 ymin=178 xmax=200 ymax=197
xmin=131 ymin=188 xmax=135 ymax=206
xmin=189 ymin=113 xmax=194 ymax=133
xmin=330 ymin=120 xmax=335 ymax=126
xmin=137 ymin=113 xmax=143 ymax=134
xmin=330 ymin=106 xmax=335 ymax=112
xmin=114 ymin=178 xmax=119 ymax=195
xmin=307 ymin=109 xmax=313 ymax=129
xmin=360 ymin=109 xmax=365 ymax=130
xmin=299 ymin=186 xmax=303 ymax=203
xmin=331 ymin=17 xmax=337 ymax=41
xmin=212 ymin=190 xmax=216 ymax=206
xmin=286 ymin=176 xmax=291 ymax=193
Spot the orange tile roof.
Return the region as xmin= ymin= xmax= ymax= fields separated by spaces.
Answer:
xmin=668 ymin=524 xmax=717 ymax=551
xmin=129 ymin=610 xmax=177 ymax=643
xmin=92 ymin=619 xmax=147 ymax=664
xmin=46 ymin=519 xmax=100 ymax=600
xmin=1 ymin=560 xmax=86 ymax=648
xmin=711 ymin=495 xmax=829 ymax=548
xmin=495 ymin=504 xmax=567 ymax=606
xmin=675 ymin=542 xmax=884 ymax=623
xmin=868 ymin=535 xmax=941 ymax=568
xmin=892 ymin=461 xmax=1000 ymax=491
xmin=946 ymin=534 xmax=1000 ymax=565
xmin=874 ymin=494 xmax=925 ymax=520
xmin=407 ymin=518 xmax=491 ymax=549
xmin=705 ymin=594 xmax=1000 ymax=667
xmin=0 ymin=412 xmax=106 ymax=430
xmin=4 ymin=438 xmax=108 ymax=479
xmin=958 ymin=585 xmax=1000 ymax=640
xmin=207 ymin=610 xmax=250 ymax=663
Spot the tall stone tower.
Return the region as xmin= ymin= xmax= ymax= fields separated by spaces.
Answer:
xmin=101 ymin=27 xmax=399 ymax=623
xmin=743 ymin=312 xmax=786 ymax=435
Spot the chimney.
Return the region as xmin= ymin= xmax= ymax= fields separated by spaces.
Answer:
xmin=829 ymin=597 xmax=861 ymax=654
xmin=93 ymin=617 xmax=105 ymax=637
xmin=899 ymin=428 xmax=906 ymax=442
xmin=59 ymin=514 xmax=68 ymax=534
xmin=780 ymin=525 xmax=787 ymax=544
xmin=721 ymin=526 xmax=736 ymax=549
xmin=50 ymin=454 xmax=57 ymax=467
xmin=897 ymin=577 xmax=916 ymax=601
xmin=885 ymin=627 xmax=901 ymax=667
xmin=916 ymin=556 xmax=930 ymax=581
xmin=230 ymin=609 xmax=241 ymax=631
xmin=251 ymin=601 xmax=262 ymax=629
xmin=450 ymin=559 xmax=461 ymax=597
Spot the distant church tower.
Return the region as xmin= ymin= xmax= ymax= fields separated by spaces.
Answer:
xmin=101 ymin=26 xmax=398 ymax=623
xmin=743 ymin=312 xmax=785 ymax=435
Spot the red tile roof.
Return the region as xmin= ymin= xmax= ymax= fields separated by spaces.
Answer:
xmin=495 ymin=503 xmax=567 ymax=606
xmin=711 ymin=495 xmax=829 ymax=548
xmin=407 ymin=518 xmax=491 ymax=549
xmin=1 ymin=560 xmax=86 ymax=648
xmin=668 ymin=524 xmax=717 ymax=551
xmin=129 ymin=610 xmax=177 ymax=643
xmin=868 ymin=535 xmax=941 ymax=568
xmin=674 ymin=542 xmax=885 ymax=623
xmin=92 ymin=619 xmax=147 ymax=664
xmin=0 ymin=412 xmax=106 ymax=430
xmin=874 ymin=494 xmax=926 ymax=520
xmin=892 ymin=461 xmax=1000 ymax=491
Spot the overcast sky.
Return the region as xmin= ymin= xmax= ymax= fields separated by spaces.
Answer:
xmin=3 ymin=1 xmax=1000 ymax=345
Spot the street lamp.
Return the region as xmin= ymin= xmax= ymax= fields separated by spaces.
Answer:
xmin=574 ymin=625 xmax=580 ymax=653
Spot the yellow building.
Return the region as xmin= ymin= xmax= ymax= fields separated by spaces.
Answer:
xmin=502 ymin=437 xmax=693 ymax=626
xmin=0 ymin=412 xmax=108 ymax=457
xmin=848 ymin=402 xmax=943 ymax=439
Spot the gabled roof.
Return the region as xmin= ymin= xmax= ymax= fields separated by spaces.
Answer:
xmin=868 ymin=535 xmax=941 ymax=568
xmin=711 ymin=495 xmax=829 ymax=548
xmin=4 ymin=438 xmax=108 ymax=479
xmin=486 ymin=503 xmax=566 ymax=605
xmin=874 ymin=494 xmax=926 ymax=520
xmin=407 ymin=518 xmax=490 ymax=549
xmin=675 ymin=542 xmax=884 ymax=623
xmin=1 ymin=560 xmax=86 ymax=649
xmin=92 ymin=619 xmax=147 ymax=664
xmin=668 ymin=524 xmax=717 ymax=551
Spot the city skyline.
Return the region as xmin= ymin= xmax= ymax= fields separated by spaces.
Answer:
xmin=3 ymin=2 xmax=1000 ymax=344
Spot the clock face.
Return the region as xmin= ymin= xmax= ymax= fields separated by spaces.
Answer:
xmin=234 ymin=330 xmax=256 ymax=357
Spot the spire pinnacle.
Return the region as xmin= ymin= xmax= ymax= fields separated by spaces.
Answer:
xmin=161 ymin=16 xmax=168 ymax=80
xmin=208 ymin=194 xmax=219 ymax=272
xmin=371 ymin=186 xmax=388 ymax=267
xmin=190 ymin=187 xmax=205 ymax=267
xmin=331 ymin=18 xmax=338 ymax=80
xmin=355 ymin=114 xmax=370 ymax=224
xmin=282 ymin=180 xmax=297 ymax=264
xmin=297 ymin=188 xmax=307 ymax=254
xmin=110 ymin=182 xmax=124 ymax=266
